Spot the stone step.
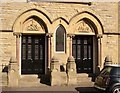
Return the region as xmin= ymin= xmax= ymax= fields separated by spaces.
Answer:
xmin=77 ymin=76 xmax=91 ymax=82
xmin=19 ymin=75 xmax=39 ymax=82
xmin=18 ymin=75 xmax=46 ymax=87
xmin=77 ymin=73 xmax=94 ymax=86
xmin=77 ymin=73 xmax=89 ymax=77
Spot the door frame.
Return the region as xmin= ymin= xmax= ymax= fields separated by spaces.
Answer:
xmin=19 ymin=34 xmax=48 ymax=75
xmin=72 ymin=35 xmax=98 ymax=74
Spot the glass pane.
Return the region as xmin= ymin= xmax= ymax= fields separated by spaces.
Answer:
xmin=88 ymin=45 xmax=91 ymax=59
xmin=100 ymin=67 xmax=112 ymax=76
xmin=35 ymin=38 xmax=39 ymax=44
xmin=56 ymin=25 xmax=66 ymax=52
xmin=77 ymin=45 xmax=81 ymax=59
xmin=84 ymin=45 xmax=87 ymax=59
xmin=28 ymin=37 xmax=32 ymax=43
xmin=77 ymin=39 xmax=81 ymax=44
xmin=84 ymin=39 xmax=87 ymax=44
xmin=35 ymin=45 xmax=39 ymax=60
xmin=40 ymin=45 xmax=43 ymax=60
xmin=22 ymin=37 xmax=26 ymax=43
xmin=22 ymin=45 xmax=26 ymax=60
xmin=72 ymin=39 xmax=76 ymax=44
xmin=28 ymin=45 xmax=32 ymax=59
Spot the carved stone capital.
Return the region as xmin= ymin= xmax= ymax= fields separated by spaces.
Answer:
xmin=97 ymin=34 xmax=103 ymax=39
xmin=46 ymin=33 xmax=53 ymax=38
xmin=13 ymin=32 xmax=22 ymax=38
xmin=67 ymin=34 xmax=75 ymax=38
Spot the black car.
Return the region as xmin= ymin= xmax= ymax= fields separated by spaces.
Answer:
xmin=94 ymin=64 xmax=120 ymax=93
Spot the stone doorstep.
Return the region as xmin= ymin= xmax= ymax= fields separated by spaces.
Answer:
xmin=77 ymin=73 xmax=94 ymax=86
xmin=18 ymin=75 xmax=41 ymax=87
xmin=77 ymin=77 xmax=91 ymax=81
xmin=20 ymin=75 xmax=38 ymax=78
xmin=19 ymin=75 xmax=39 ymax=81
xmin=77 ymin=73 xmax=89 ymax=77
xmin=77 ymin=73 xmax=92 ymax=81
xmin=2 ymin=72 xmax=94 ymax=87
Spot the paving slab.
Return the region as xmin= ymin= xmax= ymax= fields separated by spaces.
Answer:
xmin=1 ymin=86 xmax=98 ymax=93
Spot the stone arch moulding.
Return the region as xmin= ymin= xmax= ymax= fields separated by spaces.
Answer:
xmin=52 ymin=17 xmax=69 ymax=33
xmin=69 ymin=11 xmax=104 ymax=36
xmin=52 ymin=18 xmax=68 ymax=54
xmin=22 ymin=16 xmax=47 ymax=34
xmin=12 ymin=9 xmax=52 ymax=34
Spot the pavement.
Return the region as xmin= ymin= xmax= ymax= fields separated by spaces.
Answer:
xmin=1 ymin=86 xmax=98 ymax=93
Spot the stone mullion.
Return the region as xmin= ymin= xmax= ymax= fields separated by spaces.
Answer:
xmin=13 ymin=33 xmax=21 ymax=66
xmin=97 ymin=35 xmax=102 ymax=68
xmin=67 ymin=34 xmax=75 ymax=57
xmin=46 ymin=33 xmax=53 ymax=69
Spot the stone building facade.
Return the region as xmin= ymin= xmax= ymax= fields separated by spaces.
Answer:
xmin=0 ymin=0 xmax=120 ymax=87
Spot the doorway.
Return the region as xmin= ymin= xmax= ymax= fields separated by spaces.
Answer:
xmin=72 ymin=35 xmax=93 ymax=73
xmin=21 ymin=35 xmax=46 ymax=74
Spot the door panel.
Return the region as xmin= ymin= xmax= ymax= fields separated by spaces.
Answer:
xmin=72 ymin=36 xmax=93 ymax=73
xmin=21 ymin=35 xmax=45 ymax=74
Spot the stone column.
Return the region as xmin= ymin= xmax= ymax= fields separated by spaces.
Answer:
xmin=66 ymin=56 xmax=77 ymax=85
xmin=46 ymin=33 xmax=53 ymax=70
xmin=13 ymin=32 xmax=21 ymax=66
xmin=67 ymin=34 xmax=75 ymax=56
xmin=50 ymin=56 xmax=61 ymax=86
xmin=8 ymin=57 xmax=19 ymax=87
xmin=97 ymin=34 xmax=103 ymax=68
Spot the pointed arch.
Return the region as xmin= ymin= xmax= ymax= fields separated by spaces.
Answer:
xmin=69 ymin=11 xmax=104 ymax=35
xmin=12 ymin=9 xmax=51 ymax=33
xmin=52 ymin=17 xmax=69 ymax=25
xmin=55 ymin=24 xmax=66 ymax=52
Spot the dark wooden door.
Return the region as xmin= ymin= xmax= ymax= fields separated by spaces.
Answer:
xmin=21 ymin=35 xmax=45 ymax=74
xmin=72 ymin=36 xmax=93 ymax=73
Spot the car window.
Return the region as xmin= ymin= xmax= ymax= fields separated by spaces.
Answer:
xmin=100 ymin=67 xmax=112 ymax=76
xmin=110 ymin=67 xmax=120 ymax=76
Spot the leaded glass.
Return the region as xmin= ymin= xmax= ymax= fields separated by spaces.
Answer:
xmin=56 ymin=25 xmax=66 ymax=52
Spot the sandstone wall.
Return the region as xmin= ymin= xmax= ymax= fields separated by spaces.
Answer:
xmin=0 ymin=2 xmax=118 ymax=32
xmin=0 ymin=2 xmax=119 ymax=71
xmin=0 ymin=32 xmax=16 ymax=72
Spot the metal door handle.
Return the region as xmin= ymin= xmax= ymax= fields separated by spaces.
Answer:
xmin=83 ymin=58 xmax=87 ymax=60
xmin=30 ymin=59 xmax=33 ymax=62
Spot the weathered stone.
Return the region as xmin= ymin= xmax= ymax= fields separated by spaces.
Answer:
xmin=8 ymin=57 xmax=19 ymax=87
xmin=50 ymin=56 xmax=61 ymax=86
xmin=0 ymin=1 xmax=120 ymax=87
xmin=66 ymin=56 xmax=77 ymax=85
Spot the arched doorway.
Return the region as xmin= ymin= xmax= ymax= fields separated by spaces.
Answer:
xmin=72 ymin=35 xmax=93 ymax=73
xmin=70 ymin=17 xmax=102 ymax=74
xmin=21 ymin=16 xmax=48 ymax=74
xmin=21 ymin=35 xmax=46 ymax=74
xmin=13 ymin=9 xmax=51 ymax=75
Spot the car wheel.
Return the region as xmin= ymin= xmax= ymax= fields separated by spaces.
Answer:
xmin=112 ymin=86 xmax=120 ymax=93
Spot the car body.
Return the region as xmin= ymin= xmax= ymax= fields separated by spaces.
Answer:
xmin=94 ymin=64 xmax=120 ymax=93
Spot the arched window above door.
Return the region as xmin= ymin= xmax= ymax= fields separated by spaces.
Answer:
xmin=55 ymin=25 xmax=66 ymax=52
